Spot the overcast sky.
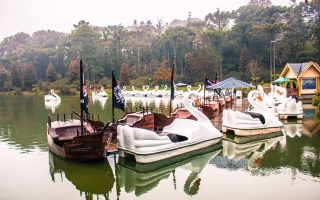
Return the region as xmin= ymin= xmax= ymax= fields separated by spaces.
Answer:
xmin=0 ymin=0 xmax=303 ymax=42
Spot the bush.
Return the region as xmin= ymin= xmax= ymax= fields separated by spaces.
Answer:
xmin=14 ymin=88 xmax=22 ymax=95
xmin=58 ymin=85 xmax=71 ymax=95
xmin=312 ymin=91 xmax=320 ymax=107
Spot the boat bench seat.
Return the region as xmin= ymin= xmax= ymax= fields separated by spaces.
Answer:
xmin=58 ymin=136 xmax=74 ymax=141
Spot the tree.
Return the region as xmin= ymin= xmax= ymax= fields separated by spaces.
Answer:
xmin=184 ymin=52 xmax=194 ymax=83
xmin=46 ymin=63 xmax=57 ymax=82
xmin=154 ymin=58 xmax=171 ymax=84
xmin=68 ymin=60 xmax=80 ymax=82
xmin=119 ymin=63 xmax=130 ymax=86
xmin=69 ymin=21 xmax=102 ymax=80
xmin=23 ymin=64 xmax=37 ymax=89
xmin=0 ymin=64 xmax=8 ymax=90
xmin=247 ymin=59 xmax=261 ymax=85
xmin=239 ymin=46 xmax=250 ymax=80
xmin=11 ymin=64 xmax=21 ymax=87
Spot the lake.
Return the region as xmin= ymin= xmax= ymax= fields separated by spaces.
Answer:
xmin=0 ymin=95 xmax=319 ymax=200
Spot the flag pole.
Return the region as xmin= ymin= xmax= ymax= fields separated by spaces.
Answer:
xmin=112 ymin=70 xmax=115 ymax=123
xmin=203 ymin=79 xmax=206 ymax=105
xmin=170 ymin=64 xmax=175 ymax=115
xmin=80 ymin=59 xmax=84 ymax=134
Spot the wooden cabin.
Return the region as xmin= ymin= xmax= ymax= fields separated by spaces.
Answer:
xmin=279 ymin=61 xmax=320 ymax=96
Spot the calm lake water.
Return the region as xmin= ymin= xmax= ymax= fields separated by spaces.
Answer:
xmin=0 ymin=95 xmax=320 ymax=200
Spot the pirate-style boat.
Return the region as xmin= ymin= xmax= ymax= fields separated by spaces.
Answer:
xmin=46 ymin=60 xmax=108 ymax=161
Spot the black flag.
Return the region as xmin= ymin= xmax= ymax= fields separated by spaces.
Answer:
xmin=214 ymin=73 xmax=219 ymax=84
xmin=213 ymin=73 xmax=221 ymax=95
xmin=170 ymin=64 xmax=175 ymax=100
xmin=205 ymin=78 xmax=213 ymax=89
xmin=112 ymin=70 xmax=125 ymax=111
xmin=80 ymin=60 xmax=89 ymax=116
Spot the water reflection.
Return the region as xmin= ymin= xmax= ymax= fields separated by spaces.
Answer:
xmin=124 ymin=96 xmax=182 ymax=114
xmin=92 ymin=96 xmax=108 ymax=109
xmin=211 ymin=133 xmax=284 ymax=171
xmin=282 ymin=122 xmax=303 ymax=138
xmin=49 ymin=152 xmax=115 ymax=200
xmin=44 ymin=100 xmax=61 ymax=113
xmin=117 ymin=144 xmax=221 ymax=197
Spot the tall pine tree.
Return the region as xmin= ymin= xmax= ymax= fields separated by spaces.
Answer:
xmin=46 ymin=63 xmax=57 ymax=82
xmin=23 ymin=64 xmax=37 ymax=89
xmin=119 ymin=63 xmax=130 ymax=86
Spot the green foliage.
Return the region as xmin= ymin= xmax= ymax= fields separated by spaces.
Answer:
xmin=46 ymin=63 xmax=57 ymax=82
xmin=312 ymin=91 xmax=320 ymax=107
xmin=0 ymin=64 xmax=8 ymax=90
xmin=14 ymin=88 xmax=22 ymax=95
xmin=68 ymin=60 xmax=80 ymax=82
xmin=23 ymin=64 xmax=37 ymax=89
xmin=119 ymin=63 xmax=130 ymax=86
xmin=11 ymin=64 xmax=21 ymax=87
xmin=0 ymin=4 xmax=319 ymax=88
xmin=154 ymin=58 xmax=171 ymax=84
xmin=96 ymin=77 xmax=111 ymax=89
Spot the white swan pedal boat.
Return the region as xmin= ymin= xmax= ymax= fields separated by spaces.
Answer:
xmin=44 ymin=89 xmax=61 ymax=102
xmin=222 ymin=90 xmax=283 ymax=136
xmin=117 ymin=92 xmax=223 ymax=163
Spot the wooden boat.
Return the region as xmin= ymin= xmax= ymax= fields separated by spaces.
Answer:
xmin=47 ymin=117 xmax=107 ymax=161
xmin=199 ymin=102 xmax=219 ymax=119
xmin=46 ymin=60 xmax=109 ymax=161
xmin=116 ymin=92 xmax=222 ymax=163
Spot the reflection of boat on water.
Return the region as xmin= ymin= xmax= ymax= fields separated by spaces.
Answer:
xmin=49 ymin=152 xmax=114 ymax=199
xmin=210 ymin=133 xmax=284 ymax=170
xmin=282 ymin=121 xmax=303 ymax=138
xmin=92 ymin=95 xmax=108 ymax=109
xmin=117 ymin=143 xmax=221 ymax=197
xmin=44 ymin=100 xmax=61 ymax=113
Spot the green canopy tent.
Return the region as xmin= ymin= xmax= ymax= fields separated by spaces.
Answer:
xmin=274 ymin=77 xmax=290 ymax=83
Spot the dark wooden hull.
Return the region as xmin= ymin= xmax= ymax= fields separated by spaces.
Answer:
xmin=218 ymin=99 xmax=226 ymax=112
xmin=171 ymin=108 xmax=196 ymax=120
xmin=118 ymin=113 xmax=155 ymax=131
xmin=200 ymin=104 xmax=219 ymax=119
xmin=47 ymin=123 xmax=105 ymax=161
xmin=153 ymin=113 xmax=175 ymax=130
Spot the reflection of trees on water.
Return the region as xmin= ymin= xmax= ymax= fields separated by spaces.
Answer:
xmin=210 ymin=132 xmax=320 ymax=178
xmin=0 ymin=96 xmax=48 ymax=151
xmin=49 ymin=152 xmax=115 ymax=200
xmin=262 ymin=135 xmax=320 ymax=178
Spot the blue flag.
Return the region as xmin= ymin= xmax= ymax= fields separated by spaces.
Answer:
xmin=170 ymin=64 xmax=175 ymax=100
xmin=112 ymin=70 xmax=125 ymax=111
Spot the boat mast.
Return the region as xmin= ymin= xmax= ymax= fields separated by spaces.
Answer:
xmin=170 ymin=64 xmax=175 ymax=114
xmin=80 ymin=59 xmax=84 ymax=134
xmin=203 ymin=79 xmax=206 ymax=105
xmin=112 ymin=70 xmax=115 ymax=123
